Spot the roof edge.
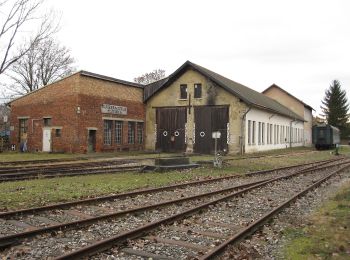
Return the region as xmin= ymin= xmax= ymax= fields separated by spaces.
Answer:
xmin=80 ymin=70 xmax=143 ymax=88
xmin=263 ymin=84 xmax=314 ymax=111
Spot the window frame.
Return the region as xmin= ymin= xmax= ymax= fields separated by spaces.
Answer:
xmin=247 ymin=120 xmax=251 ymax=145
xmin=180 ymin=84 xmax=188 ymax=99
xmin=137 ymin=122 xmax=144 ymax=144
xmin=194 ymin=83 xmax=202 ymax=98
xmin=103 ymin=120 xmax=113 ymax=145
xmin=115 ymin=121 xmax=123 ymax=145
xmin=128 ymin=121 xmax=136 ymax=144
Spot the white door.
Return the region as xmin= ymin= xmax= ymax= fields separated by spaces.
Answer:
xmin=42 ymin=128 xmax=52 ymax=152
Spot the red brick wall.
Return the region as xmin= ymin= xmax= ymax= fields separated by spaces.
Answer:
xmin=9 ymin=73 xmax=145 ymax=153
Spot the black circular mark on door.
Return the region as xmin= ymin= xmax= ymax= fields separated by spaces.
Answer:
xmin=163 ymin=131 xmax=168 ymax=137
xmin=200 ymin=131 xmax=205 ymax=137
xmin=174 ymin=131 xmax=180 ymax=137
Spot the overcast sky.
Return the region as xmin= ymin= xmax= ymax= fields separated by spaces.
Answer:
xmin=37 ymin=0 xmax=350 ymax=115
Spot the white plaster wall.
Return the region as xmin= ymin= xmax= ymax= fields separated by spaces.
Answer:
xmin=304 ymin=108 xmax=313 ymax=147
xmin=245 ymin=108 xmax=304 ymax=153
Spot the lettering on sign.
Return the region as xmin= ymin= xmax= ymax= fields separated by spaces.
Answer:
xmin=101 ymin=104 xmax=127 ymax=115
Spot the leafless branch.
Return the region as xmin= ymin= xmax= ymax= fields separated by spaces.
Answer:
xmin=0 ymin=0 xmax=59 ymax=75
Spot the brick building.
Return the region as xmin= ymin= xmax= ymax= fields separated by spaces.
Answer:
xmin=8 ymin=71 xmax=145 ymax=153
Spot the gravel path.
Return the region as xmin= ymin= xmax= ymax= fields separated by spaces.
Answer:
xmin=0 ymin=161 xmax=320 ymax=237
xmin=0 ymin=160 xmax=346 ymax=259
xmin=221 ymin=169 xmax=350 ymax=260
xmin=91 ymin=163 xmax=348 ymax=259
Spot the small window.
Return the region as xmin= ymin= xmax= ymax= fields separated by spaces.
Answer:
xmin=194 ymin=83 xmax=202 ymax=98
xmin=180 ymin=84 xmax=187 ymax=99
xmin=128 ymin=121 xmax=135 ymax=144
xmin=247 ymin=120 xmax=251 ymax=145
xmin=252 ymin=121 xmax=256 ymax=144
xmin=43 ymin=118 xmax=51 ymax=127
xmin=55 ymin=129 xmax=61 ymax=137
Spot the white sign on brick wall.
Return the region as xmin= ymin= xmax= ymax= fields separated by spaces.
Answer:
xmin=101 ymin=104 xmax=127 ymax=115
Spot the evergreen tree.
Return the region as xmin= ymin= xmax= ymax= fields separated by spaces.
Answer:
xmin=321 ymin=80 xmax=349 ymax=137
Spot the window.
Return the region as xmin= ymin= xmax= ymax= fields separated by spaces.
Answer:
xmin=252 ymin=121 xmax=256 ymax=144
xmin=270 ymin=124 xmax=273 ymax=144
xmin=266 ymin=123 xmax=269 ymax=144
xmin=258 ymin=122 xmax=261 ymax=144
xmin=55 ymin=129 xmax=61 ymax=137
xmin=180 ymin=84 xmax=187 ymax=99
xmin=137 ymin=122 xmax=144 ymax=144
xmin=248 ymin=120 xmax=251 ymax=145
xmin=104 ymin=120 xmax=112 ymax=145
xmin=262 ymin=123 xmax=265 ymax=144
xmin=128 ymin=121 xmax=135 ymax=144
xmin=43 ymin=118 xmax=51 ymax=127
xmin=19 ymin=119 xmax=28 ymax=142
xmin=194 ymin=83 xmax=202 ymax=98
xmin=277 ymin=125 xmax=279 ymax=144
xmin=115 ymin=121 xmax=123 ymax=144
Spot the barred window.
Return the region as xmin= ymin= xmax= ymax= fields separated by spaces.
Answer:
xmin=137 ymin=122 xmax=144 ymax=144
xmin=104 ymin=120 xmax=112 ymax=145
xmin=115 ymin=121 xmax=123 ymax=144
xmin=128 ymin=121 xmax=135 ymax=144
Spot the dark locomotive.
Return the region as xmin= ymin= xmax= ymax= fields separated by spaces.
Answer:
xmin=312 ymin=125 xmax=340 ymax=150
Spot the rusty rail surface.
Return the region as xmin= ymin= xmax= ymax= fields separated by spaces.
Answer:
xmin=0 ymin=158 xmax=343 ymax=251
xmin=0 ymin=157 xmax=338 ymax=218
xmin=53 ymin=158 xmax=349 ymax=260
xmin=200 ymin=163 xmax=350 ymax=259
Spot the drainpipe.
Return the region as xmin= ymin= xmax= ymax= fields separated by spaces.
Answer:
xmin=289 ymin=118 xmax=296 ymax=149
xmin=240 ymin=106 xmax=251 ymax=155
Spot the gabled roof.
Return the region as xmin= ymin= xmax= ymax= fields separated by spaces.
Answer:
xmin=8 ymin=70 xmax=142 ymax=106
xmin=144 ymin=61 xmax=304 ymax=121
xmin=262 ymin=84 xmax=314 ymax=111
xmin=80 ymin=70 xmax=143 ymax=89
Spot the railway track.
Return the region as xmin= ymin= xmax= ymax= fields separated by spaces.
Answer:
xmin=0 ymin=164 xmax=142 ymax=182
xmin=0 ymin=157 xmax=347 ymax=259
xmin=225 ymin=149 xmax=317 ymax=161
xmin=63 ymin=158 xmax=350 ymax=260
xmin=0 ymin=150 xmax=329 ymax=182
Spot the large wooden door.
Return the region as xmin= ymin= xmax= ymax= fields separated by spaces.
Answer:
xmin=156 ymin=107 xmax=187 ymax=152
xmin=194 ymin=106 xmax=229 ymax=154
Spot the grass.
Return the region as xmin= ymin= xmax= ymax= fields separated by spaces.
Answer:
xmin=0 ymin=152 xmax=80 ymax=162
xmin=283 ymin=181 xmax=350 ymax=260
xmin=0 ymin=149 xmax=344 ymax=211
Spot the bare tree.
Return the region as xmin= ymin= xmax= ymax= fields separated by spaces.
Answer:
xmin=6 ymin=37 xmax=75 ymax=94
xmin=134 ymin=69 xmax=166 ymax=85
xmin=0 ymin=0 xmax=58 ymax=75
